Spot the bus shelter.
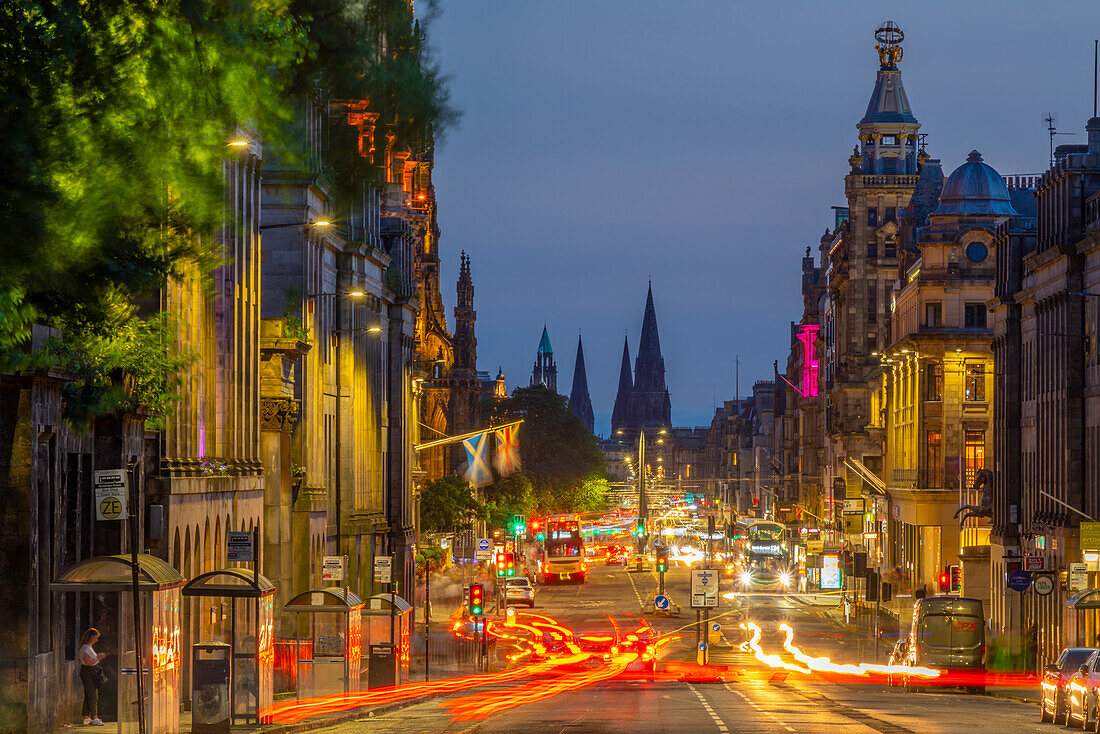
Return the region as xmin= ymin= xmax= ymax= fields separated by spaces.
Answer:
xmin=52 ymin=554 xmax=184 ymax=734
xmin=284 ymin=588 xmax=363 ymax=698
xmin=363 ymin=594 xmax=412 ymax=688
xmin=181 ymin=569 xmax=275 ymax=724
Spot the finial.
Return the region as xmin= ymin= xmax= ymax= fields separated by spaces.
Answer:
xmin=874 ymin=21 xmax=904 ymax=69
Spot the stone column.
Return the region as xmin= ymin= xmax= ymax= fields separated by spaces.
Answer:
xmin=261 ymin=397 xmax=298 ymax=633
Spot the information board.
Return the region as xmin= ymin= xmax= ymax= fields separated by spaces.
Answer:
xmin=226 ymin=531 xmax=254 ymax=562
xmin=374 ymin=555 xmax=393 ymax=584
xmin=690 ymin=568 xmax=719 ymax=608
xmin=322 ymin=556 xmax=345 ymax=582
xmin=94 ymin=469 xmax=128 ymax=521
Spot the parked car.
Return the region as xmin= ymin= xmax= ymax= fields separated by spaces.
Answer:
xmin=887 ymin=639 xmax=910 ymax=686
xmin=1065 ymin=650 xmax=1100 ymax=728
xmin=505 ymin=576 xmax=535 ymax=608
xmin=905 ymin=596 xmax=985 ymax=693
xmin=1042 ymin=647 xmax=1100 ymax=725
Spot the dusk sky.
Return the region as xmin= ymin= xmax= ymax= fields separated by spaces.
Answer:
xmin=423 ymin=2 xmax=1099 ymax=434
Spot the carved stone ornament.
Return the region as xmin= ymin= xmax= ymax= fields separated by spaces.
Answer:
xmin=261 ymin=398 xmax=301 ymax=432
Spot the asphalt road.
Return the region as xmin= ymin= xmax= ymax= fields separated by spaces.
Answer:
xmin=311 ymin=562 xmax=1048 ymax=733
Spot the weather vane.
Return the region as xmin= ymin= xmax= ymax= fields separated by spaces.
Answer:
xmin=875 ymin=21 xmax=904 ymax=69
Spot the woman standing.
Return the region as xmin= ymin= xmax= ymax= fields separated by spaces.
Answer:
xmin=78 ymin=628 xmax=107 ymax=726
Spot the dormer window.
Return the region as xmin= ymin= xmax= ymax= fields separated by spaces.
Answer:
xmin=881 ymin=135 xmax=898 ymax=145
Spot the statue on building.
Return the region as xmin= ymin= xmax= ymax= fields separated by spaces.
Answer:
xmin=953 ymin=468 xmax=993 ymax=525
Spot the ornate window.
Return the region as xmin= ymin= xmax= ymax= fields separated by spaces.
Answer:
xmin=965 ymin=363 xmax=986 ymax=401
xmin=925 ymin=361 xmax=943 ymax=401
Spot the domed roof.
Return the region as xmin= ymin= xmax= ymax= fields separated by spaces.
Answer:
xmin=934 ymin=150 xmax=1018 ymax=216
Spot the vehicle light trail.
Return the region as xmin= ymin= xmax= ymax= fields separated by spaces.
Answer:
xmin=777 ymin=623 xmax=940 ymax=678
xmin=741 ymin=623 xmax=810 ymax=673
xmin=259 ymin=654 xmax=590 ymax=724
xmin=441 ymin=653 xmax=638 ymax=722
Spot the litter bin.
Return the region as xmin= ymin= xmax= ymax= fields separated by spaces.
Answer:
xmin=367 ymin=643 xmax=397 ymax=689
xmin=193 ymin=642 xmax=232 ymax=734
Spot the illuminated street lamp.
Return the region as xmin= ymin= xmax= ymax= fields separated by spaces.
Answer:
xmin=259 ymin=220 xmax=333 ymax=232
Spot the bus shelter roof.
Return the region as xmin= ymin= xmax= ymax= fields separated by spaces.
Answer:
xmin=182 ymin=568 xmax=276 ymax=598
xmin=285 ymin=587 xmax=364 ymax=612
xmin=51 ymin=554 xmax=184 ymax=592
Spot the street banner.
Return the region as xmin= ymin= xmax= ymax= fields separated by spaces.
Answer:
xmin=493 ymin=424 xmax=522 ymax=477
xmin=462 ymin=431 xmax=493 ymax=487
xmin=1081 ymin=522 xmax=1100 ymax=551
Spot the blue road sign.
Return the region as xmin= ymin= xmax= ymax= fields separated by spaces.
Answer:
xmin=1007 ymin=569 xmax=1032 ymax=591
xmin=654 ymin=594 xmax=670 ymax=611
xmin=477 ymin=538 xmax=491 ymax=552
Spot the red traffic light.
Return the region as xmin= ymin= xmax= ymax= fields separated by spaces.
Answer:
xmin=938 ymin=569 xmax=950 ymax=592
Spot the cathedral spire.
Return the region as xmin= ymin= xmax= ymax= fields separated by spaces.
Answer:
xmin=530 ymin=325 xmax=557 ymax=391
xmin=634 ymin=282 xmax=666 ymax=393
xmin=611 ymin=334 xmax=633 ymax=436
xmin=452 ymin=251 xmax=476 ymax=373
xmin=568 ymin=334 xmax=595 ymax=433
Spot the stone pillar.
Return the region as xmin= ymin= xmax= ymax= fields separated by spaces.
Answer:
xmin=261 ymin=397 xmax=298 ymax=633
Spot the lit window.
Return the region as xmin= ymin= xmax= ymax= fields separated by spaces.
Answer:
xmin=965 ymin=363 xmax=986 ymax=402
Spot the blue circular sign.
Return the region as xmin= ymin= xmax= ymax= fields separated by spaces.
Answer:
xmin=478 ymin=539 xmax=491 ymax=551
xmin=1007 ymin=569 xmax=1032 ymax=591
xmin=654 ymin=594 xmax=670 ymax=610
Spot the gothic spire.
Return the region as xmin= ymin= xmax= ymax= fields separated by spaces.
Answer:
xmin=633 ymin=282 xmax=666 ymax=393
xmin=611 ymin=334 xmax=633 ymax=436
xmin=568 ymin=335 xmax=595 ymax=433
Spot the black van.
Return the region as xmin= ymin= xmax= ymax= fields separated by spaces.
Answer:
xmin=906 ymin=596 xmax=985 ymax=692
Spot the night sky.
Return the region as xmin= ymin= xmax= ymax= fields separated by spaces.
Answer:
xmin=423 ymin=1 xmax=1099 ymax=434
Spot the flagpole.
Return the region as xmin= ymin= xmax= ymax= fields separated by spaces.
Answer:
xmin=413 ymin=420 xmax=525 ymax=452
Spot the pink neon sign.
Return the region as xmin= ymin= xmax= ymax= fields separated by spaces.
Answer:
xmin=797 ymin=324 xmax=820 ymax=397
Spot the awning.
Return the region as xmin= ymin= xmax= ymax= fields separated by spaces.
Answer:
xmin=52 ymin=554 xmax=184 ymax=592
xmin=364 ymin=593 xmax=412 ymax=614
xmin=183 ymin=568 xmax=276 ymax=598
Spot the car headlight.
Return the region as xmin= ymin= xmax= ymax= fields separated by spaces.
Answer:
xmin=779 ymin=572 xmax=791 ymax=586
xmin=740 ymin=571 xmax=753 ymax=585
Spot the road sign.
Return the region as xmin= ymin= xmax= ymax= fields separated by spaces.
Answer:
xmin=1069 ymin=563 xmax=1088 ymax=592
xmin=374 ymin=555 xmax=393 ymax=584
xmin=1023 ymin=555 xmax=1048 ymax=572
xmin=226 ymin=531 xmax=254 ymax=562
xmin=94 ymin=469 xmax=128 ymax=521
xmin=1034 ymin=575 xmax=1055 ymax=596
xmin=1007 ymin=569 xmax=1032 ymax=591
xmin=690 ymin=568 xmax=719 ymax=608
xmin=475 ymin=538 xmax=492 ymax=561
xmin=806 ymin=540 xmax=824 ymax=554
xmin=322 ymin=556 xmax=346 ymax=582
xmin=1082 ymin=522 xmax=1100 ymax=551
xmin=654 ymin=594 xmax=670 ymax=611
xmin=841 ymin=499 xmax=863 ymax=515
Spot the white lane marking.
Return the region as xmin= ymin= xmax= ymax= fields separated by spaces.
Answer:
xmin=726 ymin=684 xmax=795 ymax=733
xmin=625 ymin=567 xmax=648 ymax=610
xmin=688 ymin=684 xmax=730 ymax=733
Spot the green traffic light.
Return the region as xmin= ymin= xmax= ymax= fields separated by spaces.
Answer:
xmin=471 ymin=605 xmax=482 ymax=615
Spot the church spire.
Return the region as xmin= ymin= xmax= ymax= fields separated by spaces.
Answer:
xmin=633 ymin=282 xmax=666 ymax=393
xmin=611 ymin=334 xmax=632 ymax=436
xmin=568 ymin=335 xmax=595 ymax=433
xmin=530 ymin=325 xmax=557 ymax=391
xmin=452 ymin=251 xmax=476 ymax=374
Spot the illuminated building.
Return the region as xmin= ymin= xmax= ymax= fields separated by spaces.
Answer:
xmin=821 ymin=21 xmax=926 ymax=550
xmin=991 ymin=115 xmax=1100 ymax=667
xmin=880 ymin=150 xmax=1019 ymax=605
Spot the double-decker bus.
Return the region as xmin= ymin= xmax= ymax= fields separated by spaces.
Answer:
xmin=541 ymin=516 xmax=587 ymax=584
xmin=737 ymin=519 xmax=796 ymax=591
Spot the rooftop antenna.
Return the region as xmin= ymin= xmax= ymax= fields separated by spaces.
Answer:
xmin=1044 ymin=114 xmax=1073 ymax=167
xmin=1094 ymin=39 xmax=1098 ymax=118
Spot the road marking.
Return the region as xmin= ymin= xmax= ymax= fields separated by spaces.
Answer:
xmin=688 ymin=684 xmax=729 ymax=733
xmin=725 ymin=685 xmax=795 ymax=732
xmin=625 ymin=567 xmax=648 ymax=610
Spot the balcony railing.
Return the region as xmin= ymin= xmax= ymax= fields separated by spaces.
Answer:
xmin=891 ymin=468 xmax=947 ymax=490
xmin=852 ymin=174 xmax=920 ymax=189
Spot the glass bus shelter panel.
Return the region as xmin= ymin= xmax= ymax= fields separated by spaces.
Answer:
xmin=230 ymin=595 xmax=275 ymax=721
xmin=116 ymin=590 xmax=182 ymax=734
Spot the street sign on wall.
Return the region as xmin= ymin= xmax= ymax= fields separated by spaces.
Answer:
xmin=1082 ymin=523 xmax=1100 ymax=551
xmin=1007 ymin=569 xmax=1032 ymax=591
xmin=374 ymin=555 xmax=393 ymax=584
xmin=1034 ymin=575 xmax=1055 ymax=596
xmin=94 ymin=469 xmax=128 ymax=521
xmin=1069 ymin=563 xmax=1089 ymax=592
xmin=1023 ymin=555 xmax=1048 ymax=572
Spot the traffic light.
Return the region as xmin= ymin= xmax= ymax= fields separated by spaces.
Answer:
xmin=949 ymin=564 xmax=962 ymax=592
xmin=501 ymin=552 xmax=515 ymax=577
xmin=865 ymin=571 xmax=880 ymax=602
xmin=533 ymin=520 xmax=544 ymax=542
xmin=470 ymin=583 xmax=484 ymax=616
xmin=853 ymin=552 xmax=867 ymax=578
xmin=656 ymin=546 xmax=669 ymax=573
xmin=496 ymin=551 xmax=506 ymax=577
xmin=513 ymin=514 xmax=527 ymax=535
xmin=938 ymin=568 xmax=950 ymax=592
xmin=632 ymin=518 xmax=645 ymax=536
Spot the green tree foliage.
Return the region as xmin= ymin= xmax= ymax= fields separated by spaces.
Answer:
xmin=482 ymin=472 xmax=534 ymax=529
xmin=419 ymin=475 xmax=485 ymax=533
xmin=482 ymin=385 xmax=607 ymax=514
xmin=0 ymin=0 xmax=456 ymax=427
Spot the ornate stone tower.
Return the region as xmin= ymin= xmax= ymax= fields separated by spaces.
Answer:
xmin=569 ymin=334 xmax=595 ymax=433
xmin=530 ymin=326 xmax=557 ymax=391
xmin=446 ymin=251 xmax=481 ymax=472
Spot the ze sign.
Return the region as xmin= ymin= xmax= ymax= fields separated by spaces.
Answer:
xmin=94 ymin=469 xmax=128 ymax=521
xmin=691 ymin=568 xmax=719 ymax=608
xmin=322 ymin=556 xmax=346 ymax=582
xmin=374 ymin=555 xmax=393 ymax=584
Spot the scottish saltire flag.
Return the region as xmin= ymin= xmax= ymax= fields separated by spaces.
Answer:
xmin=462 ymin=432 xmax=493 ymax=487
xmin=494 ymin=425 xmax=521 ymax=477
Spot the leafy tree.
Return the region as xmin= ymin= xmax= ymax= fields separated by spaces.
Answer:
xmin=574 ymin=476 xmax=610 ymax=513
xmin=415 ymin=546 xmax=447 ymax=580
xmin=482 ymin=385 xmax=606 ymax=514
xmin=420 ymin=475 xmax=485 ymax=533
xmin=482 ymin=472 xmax=534 ymax=529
